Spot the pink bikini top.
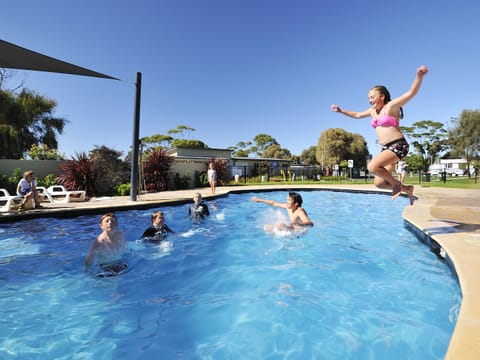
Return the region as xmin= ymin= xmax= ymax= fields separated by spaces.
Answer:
xmin=371 ymin=113 xmax=399 ymax=129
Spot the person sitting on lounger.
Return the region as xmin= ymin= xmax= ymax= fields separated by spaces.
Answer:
xmin=16 ymin=170 xmax=43 ymax=211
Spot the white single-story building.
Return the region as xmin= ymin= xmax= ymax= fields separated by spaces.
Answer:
xmin=167 ymin=147 xmax=292 ymax=185
xmin=429 ymin=159 xmax=473 ymax=176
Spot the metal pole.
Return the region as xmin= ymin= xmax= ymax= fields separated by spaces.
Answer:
xmin=130 ymin=72 xmax=142 ymax=201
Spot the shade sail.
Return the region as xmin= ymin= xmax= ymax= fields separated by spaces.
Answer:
xmin=0 ymin=39 xmax=118 ymax=80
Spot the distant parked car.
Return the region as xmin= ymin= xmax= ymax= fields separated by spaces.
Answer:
xmin=446 ymin=168 xmax=465 ymax=176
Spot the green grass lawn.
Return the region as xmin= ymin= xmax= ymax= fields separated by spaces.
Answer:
xmin=404 ymin=175 xmax=480 ymax=189
xmin=230 ymin=175 xmax=480 ymax=190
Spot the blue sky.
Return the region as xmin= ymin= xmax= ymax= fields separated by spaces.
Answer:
xmin=3 ymin=0 xmax=479 ymax=159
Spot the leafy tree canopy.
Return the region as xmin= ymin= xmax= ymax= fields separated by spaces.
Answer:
xmin=253 ymin=134 xmax=278 ymax=156
xmin=172 ymin=139 xmax=206 ymax=148
xmin=300 ymin=146 xmax=319 ymax=166
xmin=316 ymin=128 xmax=369 ymax=168
xmin=448 ymin=109 xmax=480 ymax=177
xmin=141 ymin=134 xmax=174 ymax=149
xmin=26 ymin=143 xmax=66 ymax=160
xmin=263 ymin=144 xmax=291 ymax=159
xmin=401 ymin=120 xmax=447 ymax=171
xmin=0 ymin=85 xmax=67 ymax=159
xmin=167 ymin=124 xmax=195 ymax=138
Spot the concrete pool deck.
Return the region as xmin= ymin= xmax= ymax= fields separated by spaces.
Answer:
xmin=1 ymin=183 xmax=479 ymax=359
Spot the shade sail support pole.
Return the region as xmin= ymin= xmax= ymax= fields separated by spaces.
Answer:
xmin=130 ymin=71 xmax=142 ymax=201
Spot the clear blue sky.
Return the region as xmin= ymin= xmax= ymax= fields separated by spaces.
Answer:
xmin=3 ymin=0 xmax=479 ymax=159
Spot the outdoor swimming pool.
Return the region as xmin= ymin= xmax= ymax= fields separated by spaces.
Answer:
xmin=0 ymin=190 xmax=460 ymax=359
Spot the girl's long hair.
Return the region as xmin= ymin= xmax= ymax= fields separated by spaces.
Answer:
xmin=372 ymin=85 xmax=404 ymax=119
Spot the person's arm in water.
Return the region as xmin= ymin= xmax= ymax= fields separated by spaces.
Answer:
xmin=84 ymin=238 xmax=101 ymax=271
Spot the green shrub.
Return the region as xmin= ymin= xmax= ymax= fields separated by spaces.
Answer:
xmin=38 ymin=174 xmax=56 ymax=188
xmin=113 ymin=183 xmax=131 ymax=196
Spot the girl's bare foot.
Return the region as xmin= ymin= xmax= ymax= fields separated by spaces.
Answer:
xmin=392 ymin=182 xmax=402 ymax=201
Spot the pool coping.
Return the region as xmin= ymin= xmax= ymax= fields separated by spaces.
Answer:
xmin=1 ymin=183 xmax=479 ymax=358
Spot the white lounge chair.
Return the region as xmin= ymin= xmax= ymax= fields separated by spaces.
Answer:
xmin=46 ymin=185 xmax=86 ymax=203
xmin=0 ymin=188 xmax=23 ymax=212
xmin=36 ymin=186 xmax=55 ymax=203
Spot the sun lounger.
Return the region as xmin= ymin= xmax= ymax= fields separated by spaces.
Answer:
xmin=36 ymin=187 xmax=55 ymax=203
xmin=0 ymin=188 xmax=23 ymax=212
xmin=37 ymin=185 xmax=86 ymax=204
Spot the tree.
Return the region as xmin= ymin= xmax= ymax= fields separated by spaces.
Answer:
xmin=0 ymin=68 xmax=23 ymax=90
xmin=263 ymin=144 xmax=291 ymax=159
xmin=143 ymin=148 xmax=173 ymax=192
xmin=404 ymin=154 xmax=423 ymax=172
xmin=26 ymin=144 xmax=66 ymax=160
xmin=90 ymin=146 xmax=130 ymax=193
xmin=300 ymin=146 xmax=319 ymax=166
xmin=401 ymin=120 xmax=447 ymax=172
xmin=253 ymin=134 xmax=278 ymax=157
xmin=141 ymin=134 xmax=174 ymax=149
xmin=232 ymin=141 xmax=253 ymax=157
xmin=56 ymin=152 xmax=105 ymax=197
xmin=448 ymin=110 xmax=480 ymax=177
xmin=316 ymin=128 xmax=369 ymax=169
xmin=0 ymin=88 xmax=68 ymax=158
xmin=167 ymin=124 xmax=195 ymax=139
xmin=145 ymin=125 xmax=207 ymax=149
xmin=172 ymin=139 xmax=207 ymax=148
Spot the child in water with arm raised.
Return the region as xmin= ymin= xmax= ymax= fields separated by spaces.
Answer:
xmin=252 ymin=191 xmax=313 ymax=232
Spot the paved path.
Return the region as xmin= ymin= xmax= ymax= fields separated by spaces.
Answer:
xmin=1 ymin=183 xmax=479 ymax=359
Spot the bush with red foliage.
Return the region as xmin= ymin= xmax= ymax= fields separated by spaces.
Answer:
xmin=143 ymin=148 xmax=173 ymax=192
xmin=56 ymin=152 xmax=106 ymax=197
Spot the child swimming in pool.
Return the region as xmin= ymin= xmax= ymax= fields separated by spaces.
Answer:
xmin=84 ymin=213 xmax=127 ymax=274
xmin=141 ymin=210 xmax=174 ymax=241
xmin=188 ymin=192 xmax=210 ymax=219
xmin=252 ymin=192 xmax=314 ymax=233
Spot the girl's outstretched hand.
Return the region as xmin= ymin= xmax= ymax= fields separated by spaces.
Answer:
xmin=417 ymin=65 xmax=428 ymax=76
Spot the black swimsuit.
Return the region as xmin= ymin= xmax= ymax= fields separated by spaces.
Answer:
xmin=381 ymin=138 xmax=409 ymax=160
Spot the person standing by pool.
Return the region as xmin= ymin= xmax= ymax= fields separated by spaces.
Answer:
xmin=84 ymin=213 xmax=127 ymax=274
xmin=142 ymin=210 xmax=174 ymax=241
xmin=396 ymin=159 xmax=407 ymax=183
xmin=252 ymin=192 xmax=313 ymax=232
xmin=331 ymin=65 xmax=428 ymax=205
xmin=189 ymin=192 xmax=210 ymax=219
xmin=207 ymin=163 xmax=217 ymax=195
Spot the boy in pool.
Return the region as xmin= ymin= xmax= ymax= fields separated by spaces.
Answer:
xmin=141 ymin=210 xmax=174 ymax=241
xmin=252 ymin=192 xmax=314 ymax=233
xmin=188 ymin=192 xmax=210 ymax=219
xmin=84 ymin=213 xmax=127 ymax=274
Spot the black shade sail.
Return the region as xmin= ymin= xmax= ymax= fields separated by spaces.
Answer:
xmin=0 ymin=39 xmax=118 ymax=80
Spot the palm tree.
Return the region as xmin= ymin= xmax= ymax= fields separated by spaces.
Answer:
xmin=0 ymin=87 xmax=67 ymax=158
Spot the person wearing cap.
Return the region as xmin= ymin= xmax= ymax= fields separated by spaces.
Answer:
xmin=16 ymin=170 xmax=43 ymax=211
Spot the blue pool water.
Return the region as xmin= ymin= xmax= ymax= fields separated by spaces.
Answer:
xmin=0 ymin=190 xmax=460 ymax=359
